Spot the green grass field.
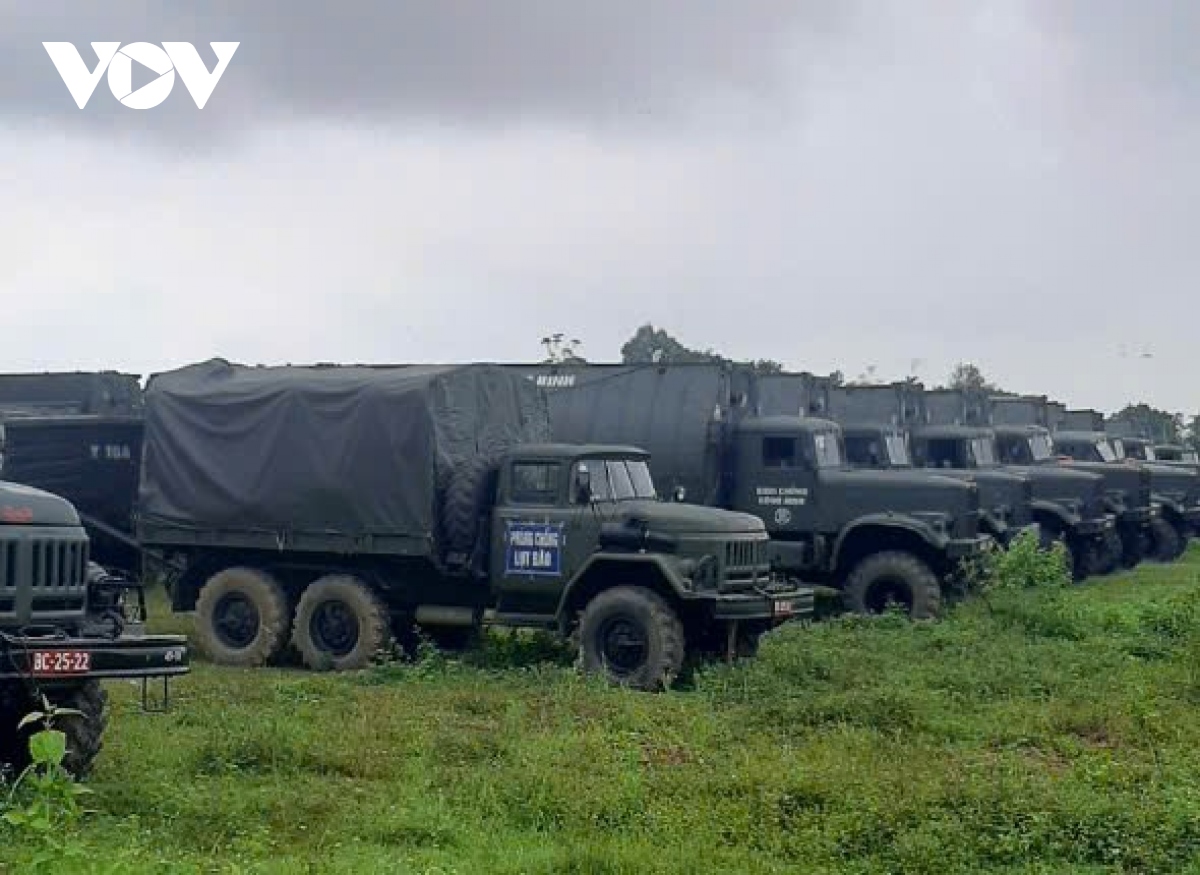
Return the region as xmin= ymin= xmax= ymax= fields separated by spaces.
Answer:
xmin=5 ymin=548 xmax=1200 ymax=874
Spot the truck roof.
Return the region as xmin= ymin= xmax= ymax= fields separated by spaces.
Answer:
xmin=513 ymin=443 xmax=650 ymax=460
xmin=738 ymin=415 xmax=837 ymax=434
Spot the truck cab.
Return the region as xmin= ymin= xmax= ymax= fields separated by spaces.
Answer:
xmin=722 ymin=416 xmax=989 ymax=617
xmin=484 ymin=444 xmax=809 ymax=686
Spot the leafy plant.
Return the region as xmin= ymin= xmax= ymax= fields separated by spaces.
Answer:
xmin=2 ymin=693 xmax=94 ymax=868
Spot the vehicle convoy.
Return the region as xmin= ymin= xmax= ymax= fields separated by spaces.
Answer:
xmin=811 ymin=382 xmax=1120 ymax=580
xmin=812 ymin=381 xmax=1039 ymax=544
xmin=137 ymin=360 xmax=808 ymax=691
xmin=0 ymin=480 xmax=189 ymax=779
xmin=1051 ymin=410 xmax=1200 ymax=560
xmin=987 ymin=398 xmax=1172 ymax=567
xmin=515 ymin=363 xmax=991 ymax=620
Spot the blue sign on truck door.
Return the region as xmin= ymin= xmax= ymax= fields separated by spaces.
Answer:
xmin=504 ymin=521 xmax=564 ymax=576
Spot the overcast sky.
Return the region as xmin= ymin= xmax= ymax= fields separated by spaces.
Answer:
xmin=1 ymin=1 xmax=1196 ymax=414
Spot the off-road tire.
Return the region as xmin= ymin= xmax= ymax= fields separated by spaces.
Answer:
xmin=1119 ymin=526 xmax=1147 ymax=569
xmin=194 ymin=567 xmax=290 ymax=667
xmin=1100 ymin=529 xmax=1123 ymax=574
xmin=0 ymin=681 xmax=107 ymax=781
xmin=1040 ymin=528 xmax=1082 ymax=581
xmin=441 ymin=455 xmax=498 ymax=564
xmin=843 ymin=551 xmax=942 ymax=620
xmin=291 ymin=575 xmax=390 ymax=671
xmin=578 ymin=586 xmax=685 ymax=691
xmin=1149 ymin=517 xmax=1183 ymax=562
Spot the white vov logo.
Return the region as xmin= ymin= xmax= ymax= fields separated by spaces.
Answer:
xmin=42 ymin=41 xmax=239 ymax=110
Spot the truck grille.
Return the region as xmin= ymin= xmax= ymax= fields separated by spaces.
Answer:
xmin=0 ymin=528 xmax=89 ymax=624
xmin=722 ymin=537 xmax=769 ymax=584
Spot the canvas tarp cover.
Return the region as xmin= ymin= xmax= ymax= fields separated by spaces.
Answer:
xmin=138 ymin=359 xmax=549 ymax=541
xmin=509 ymin=363 xmax=728 ymax=505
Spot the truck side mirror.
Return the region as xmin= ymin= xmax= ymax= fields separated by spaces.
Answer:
xmin=673 ymin=485 xmax=686 ymax=503
xmin=574 ymin=468 xmax=592 ymax=504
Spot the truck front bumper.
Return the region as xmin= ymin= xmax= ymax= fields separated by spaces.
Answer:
xmin=946 ymin=534 xmax=993 ymax=559
xmin=0 ymin=632 xmax=190 ymax=682
xmin=708 ymin=581 xmax=815 ymax=625
xmin=1120 ymin=506 xmax=1157 ymax=526
xmin=1074 ymin=514 xmax=1117 ymax=536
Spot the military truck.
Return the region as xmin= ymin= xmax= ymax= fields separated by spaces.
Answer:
xmin=137 ymin=360 xmax=808 ymax=691
xmin=0 ymin=480 xmax=189 ymax=779
xmin=514 ymin=363 xmax=991 ymax=620
xmin=986 ymin=399 xmax=1164 ymax=567
xmin=820 ymin=383 xmax=1116 ymax=580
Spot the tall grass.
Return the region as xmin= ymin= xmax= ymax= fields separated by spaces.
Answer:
xmin=3 ymin=545 xmax=1200 ymax=873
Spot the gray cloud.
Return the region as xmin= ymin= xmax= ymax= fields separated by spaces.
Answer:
xmin=0 ymin=2 xmax=1198 ymax=415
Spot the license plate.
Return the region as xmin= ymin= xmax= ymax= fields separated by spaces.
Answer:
xmin=30 ymin=650 xmax=91 ymax=676
xmin=773 ymin=599 xmax=795 ymax=616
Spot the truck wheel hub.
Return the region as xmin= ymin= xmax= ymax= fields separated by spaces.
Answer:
xmin=310 ymin=601 xmax=360 ymax=656
xmin=214 ymin=592 xmax=259 ymax=649
xmin=598 ymin=616 xmax=648 ymax=674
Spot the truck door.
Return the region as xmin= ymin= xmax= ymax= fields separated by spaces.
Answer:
xmin=490 ymin=457 xmax=589 ymax=617
xmin=735 ymin=431 xmax=818 ymax=536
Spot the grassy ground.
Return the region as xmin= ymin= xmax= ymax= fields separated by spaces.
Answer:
xmin=5 ymin=548 xmax=1200 ymax=873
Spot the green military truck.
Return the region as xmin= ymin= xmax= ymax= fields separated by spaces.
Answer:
xmin=515 ymin=363 xmax=990 ymax=620
xmin=817 ymin=383 xmax=1117 ymax=580
xmin=0 ymin=481 xmax=189 ymax=779
xmin=137 ymin=360 xmax=808 ymax=692
xmin=986 ymin=401 xmax=1165 ymax=568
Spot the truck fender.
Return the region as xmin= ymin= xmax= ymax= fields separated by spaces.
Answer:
xmin=554 ymin=552 xmax=685 ymax=633
xmin=1153 ymin=494 xmax=1185 ymax=524
xmin=1029 ymin=499 xmax=1078 ymax=534
xmin=830 ymin=514 xmax=946 ymax=572
xmin=978 ymin=510 xmax=1007 ymax=540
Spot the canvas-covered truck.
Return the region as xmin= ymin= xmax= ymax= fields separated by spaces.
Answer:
xmin=137 ymin=360 xmax=808 ymax=691
xmin=0 ymin=481 xmax=189 ymax=779
xmin=987 ymin=398 xmax=1163 ymax=568
xmin=515 ymin=363 xmax=990 ymax=620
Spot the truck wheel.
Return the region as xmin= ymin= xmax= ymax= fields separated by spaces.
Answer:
xmin=1040 ymin=528 xmax=1081 ymax=581
xmin=441 ymin=455 xmax=498 ymax=561
xmin=0 ymin=681 xmax=107 ymax=780
xmin=1101 ymin=529 xmax=1123 ymax=573
xmin=578 ymin=587 xmax=685 ymax=691
xmin=291 ymin=575 xmax=390 ymax=671
xmin=1119 ymin=527 xmax=1146 ymax=569
xmin=843 ymin=552 xmax=942 ymax=620
xmin=194 ymin=567 xmax=290 ymax=667
xmin=1149 ymin=518 xmax=1183 ymax=562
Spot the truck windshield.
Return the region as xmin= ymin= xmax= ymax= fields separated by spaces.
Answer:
xmin=812 ymin=431 xmax=844 ymax=468
xmin=596 ymin=458 xmax=657 ymax=501
xmin=1142 ymin=445 xmax=1157 ymax=461
xmin=1186 ymin=452 xmax=1199 ymax=463
xmin=968 ymin=437 xmax=998 ymax=467
xmin=1095 ymin=440 xmax=1118 ymax=463
xmin=1028 ymin=433 xmax=1054 ymax=461
xmin=885 ymin=434 xmax=910 ymax=465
